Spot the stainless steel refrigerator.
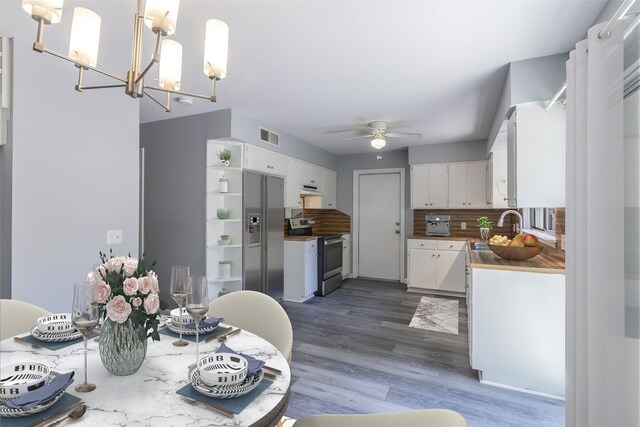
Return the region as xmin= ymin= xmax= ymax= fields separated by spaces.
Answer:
xmin=243 ymin=171 xmax=284 ymax=300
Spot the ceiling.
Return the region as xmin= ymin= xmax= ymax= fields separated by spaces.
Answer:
xmin=9 ymin=0 xmax=608 ymax=154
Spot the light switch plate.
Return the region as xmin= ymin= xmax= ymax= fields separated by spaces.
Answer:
xmin=107 ymin=229 xmax=123 ymax=245
xmin=461 ymin=222 xmax=467 ymax=230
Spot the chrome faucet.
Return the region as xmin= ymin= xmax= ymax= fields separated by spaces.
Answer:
xmin=497 ymin=210 xmax=523 ymax=228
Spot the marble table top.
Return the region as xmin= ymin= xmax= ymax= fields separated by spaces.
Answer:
xmin=0 ymin=324 xmax=291 ymax=426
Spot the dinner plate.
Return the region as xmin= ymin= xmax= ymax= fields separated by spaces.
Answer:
xmin=190 ymin=367 xmax=264 ymax=399
xmin=165 ymin=319 xmax=220 ymax=336
xmin=30 ymin=326 xmax=82 ymax=343
xmin=0 ymin=372 xmax=68 ymax=417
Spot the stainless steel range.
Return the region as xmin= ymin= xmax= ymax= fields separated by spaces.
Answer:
xmin=426 ymin=213 xmax=451 ymax=237
xmin=287 ymin=219 xmax=343 ymax=296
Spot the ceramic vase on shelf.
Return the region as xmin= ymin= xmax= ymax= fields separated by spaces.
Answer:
xmin=480 ymin=228 xmax=490 ymax=241
xmin=99 ymin=318 xmax=147 ymax=376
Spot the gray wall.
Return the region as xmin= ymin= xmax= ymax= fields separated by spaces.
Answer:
xmin=487 ymin=53 xmax=569 ymax=153
xmin=231 ymin=109 xmax=338 ymax=170
xmin=408 ymin=140 xmax=488 ymax=165
xmin=140 ymin=108 xmax=338 ymax=303
xmin=2 ymin=2 xmax=140 ymax=311
xmin=140 ymin=109 xmax=231 ymax=304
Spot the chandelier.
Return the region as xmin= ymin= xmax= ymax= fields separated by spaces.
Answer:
xmin=21 ymin=0 xmax=229 ymax=111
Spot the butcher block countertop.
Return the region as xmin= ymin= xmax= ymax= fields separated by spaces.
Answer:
xmin=284 ymin=236 xmax=317 ymax=242
xmin=407 ymin=235 xmax=565 ymax=274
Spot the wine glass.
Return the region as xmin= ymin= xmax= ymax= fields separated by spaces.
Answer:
xmin=72 ymin=282 xmax=99 ymax=393
xmin=170 ymin=265 xmax=190 ymax=347
xmin=185 ymin=275 xmax=209 ymax=363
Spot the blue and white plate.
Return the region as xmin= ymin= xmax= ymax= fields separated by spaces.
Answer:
xmin=165 ymin=319 xmax=220 ymax=336
xmin=0 ymin=372 xmax=69 ymax=417
xmin=190 ymin=367 xmax=263 ymax=399
xmin=30 ymin=326 xmax=81 ymax=343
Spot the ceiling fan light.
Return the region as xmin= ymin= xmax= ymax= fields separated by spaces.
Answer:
xmin=22 ymin=0 xmax=63 ymax=24
xmin=68 ymin=7 xmax=101 ymax=67
xmin=371 ymin=137 xmax=386 ymax=150
xmin=158 ymin=39 xmax=182 ymax=91
xmin=203 ymin=19 xmax=229 ymax=79
xmin=144 ymin=0 xmax=180 ymax=36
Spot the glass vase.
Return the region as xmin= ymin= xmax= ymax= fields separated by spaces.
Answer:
xmin=480 ymin=227 xmax=490 ymax=241
xmin=99 ymin=318 xmax=147 ymax=376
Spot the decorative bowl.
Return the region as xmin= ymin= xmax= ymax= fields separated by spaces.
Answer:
xmin=0 ymin=363 xmax=51 ymax=402
xmin=190 ymin=364 xmax=263 ymax=399
xmin=197 ymin=353 xmax=248 ymax=387
xmin=216 ymin=208 xmax=229 ymax=219
xmin=36 ymin=313 xmax=74 ymax=334
xmin=217 ymin=239 xmax=231 ymax=246
xmin=488 ymin=244 xmax=544 ymax=261
xmin=170 ymin=307 xmax=194 ymax=326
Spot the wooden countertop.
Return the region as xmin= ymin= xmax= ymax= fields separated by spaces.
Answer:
xmin=407 ymin=235 xmax=565 ymax=274
xmin=284 ymin=236 xmax=317 ymax=242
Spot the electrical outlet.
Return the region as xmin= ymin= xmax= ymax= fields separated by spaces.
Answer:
xmin=461 ymin=222 xmax=466 ymax=230
xmin=561 ymin=234 xmax=566 ymax=250
xmin=107 ymin=229 xmax=123 ymax=245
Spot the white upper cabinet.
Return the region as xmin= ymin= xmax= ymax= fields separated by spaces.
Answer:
xmin=285 ymin=158 xmax=303 ymax=208
xmin=321 ymin=168 xmax=337 ymax=209
xmin=507 ymin=102 xmax=566 ymax=207
xmin=244 ymin=144 xmax=288 ymax=177
xmin=411 ymin=164 xmax=448 ymax=208
xmin=488 ymin=150 xmax=508 ymax=208
xmin=300 ymin=163 xmax=322 ymax=189
xmin=447 ymin=161 xmax=487 ymax=208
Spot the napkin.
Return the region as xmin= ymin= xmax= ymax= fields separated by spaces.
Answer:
xmin=217 ymin=343 xmax=265 ymax=377
xmin=4 ymin=372 xmax=74 ymax=410
xmin=185 ymin=316 xmax=222 ymax=329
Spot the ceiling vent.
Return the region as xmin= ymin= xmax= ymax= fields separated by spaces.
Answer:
xmin=259 ymin=128 xmax=280 ymax=147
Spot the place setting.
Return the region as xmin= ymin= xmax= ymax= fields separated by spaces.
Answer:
xmin=172 ymin=276 xmax=282 ymax=418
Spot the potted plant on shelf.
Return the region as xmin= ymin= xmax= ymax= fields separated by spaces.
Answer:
xmin=476 ymin=216 xmax=493 ymax=241
xmin=217 ymin=149 xmax=232 ymax=166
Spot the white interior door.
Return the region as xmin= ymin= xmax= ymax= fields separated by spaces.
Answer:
xmin=357 ymin=173 xmax=401 ymax=280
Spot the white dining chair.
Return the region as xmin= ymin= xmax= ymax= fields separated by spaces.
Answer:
xmin=0 ymin=299 xmax=51 ymax=341
xmin=292 ymin=409 xmax=468 ymax=427
xmin=208 ymin=291 xmax=293 ymax=362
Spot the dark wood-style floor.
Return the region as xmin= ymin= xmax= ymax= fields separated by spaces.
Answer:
xmin=282 ymin=278 xmax=564 ymax=426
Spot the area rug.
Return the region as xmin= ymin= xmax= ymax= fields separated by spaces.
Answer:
xmin=409 ymin=296 xmax=459 ymax=335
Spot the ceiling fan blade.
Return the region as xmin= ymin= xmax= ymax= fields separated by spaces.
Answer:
xmin=338 ymin=134 xmax=372 ymax=141
xmin=386 ymin=132 xmax=422 ymax=139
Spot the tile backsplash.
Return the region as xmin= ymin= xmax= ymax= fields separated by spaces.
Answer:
xmin=413 ymin=209 xmax=519 ymax=238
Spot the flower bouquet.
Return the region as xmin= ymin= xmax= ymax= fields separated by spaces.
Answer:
xmin=88 ymin=251 xmax=166 ymax=341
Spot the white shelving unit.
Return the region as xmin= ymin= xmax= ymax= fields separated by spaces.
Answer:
xmin=206 ymin=140 xmax=245 ymax=297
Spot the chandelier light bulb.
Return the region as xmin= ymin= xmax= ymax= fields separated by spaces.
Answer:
xmin=68 ymin=7 xmax=101 ymax=67
xmin=371 ymin=137 xmax=386 ymax=150
xmin=144 ymin=0 xmax=180 ymax=36
xmin=203 ymin=19 xmax=229 ymax=79
xmin=158 ymin=39 xmax=183 ymax=91
xmin=22 ymin=0 xmax=64 ymax=24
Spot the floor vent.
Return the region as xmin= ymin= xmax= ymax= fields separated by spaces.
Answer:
xmin=259 ymin=127 xmax=280 ymax=147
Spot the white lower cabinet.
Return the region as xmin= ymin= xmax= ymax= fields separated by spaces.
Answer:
xmin=283 ymin=240 xmax=318 ymax=303
xmin=407 ymin=239 xmax=466 ymax=293
xmin=342 ymin=234 xmax=351 ymax=278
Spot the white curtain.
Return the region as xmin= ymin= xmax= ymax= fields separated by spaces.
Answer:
xmin=566 ymin=18 xmax=640 ymax=427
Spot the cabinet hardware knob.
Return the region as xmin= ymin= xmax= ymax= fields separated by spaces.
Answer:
xmin=431 ymin=254 xmax=435 ymax=257
xmin=425 ymin=203 xmax=428 ymax=206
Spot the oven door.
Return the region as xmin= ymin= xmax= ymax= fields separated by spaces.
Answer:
xmin=323 ymin=238 xmax=344 ymax=279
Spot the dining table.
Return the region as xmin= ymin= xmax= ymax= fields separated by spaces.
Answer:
xmin=0 ymin=324 xmax=292 ymax=426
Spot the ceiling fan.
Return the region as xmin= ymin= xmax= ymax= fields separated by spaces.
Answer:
xmin=339 ymin=121 xmax=422 ymax=150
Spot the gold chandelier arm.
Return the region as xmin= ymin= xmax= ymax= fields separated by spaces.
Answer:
xmin=39 ymin=47 xmax=127 ymax=83
xmin=144 ymin=85 xmax=216 ymax=102
xmin=143 ymin=89 xmax=170 ymax=112
xmin=134 ymin=31 xmax=162 ymax=85
xmin=80 ymin=84 xmax=127 ymax=91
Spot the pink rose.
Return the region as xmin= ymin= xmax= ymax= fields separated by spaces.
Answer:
xmin=106 ymin=256 xmax=125 ymax=274
xmin=97 ymin=264 xmax=107 ymax=277
xmin=123 ymin=277 xmax=139 ymax=296
xmin=139 ymin=276 xmax=152 ymax=295
xmin=87 ymin=271 xmax=101 ymax=286
xmin=122 ymin=258 xmax=138 ymax=277
xmin=106 ymin=295 xmax=131 ymax=323
xmin=132 ymin=297 xmax=142 ymax=307
xmin=144 ymin=293 xmax=160 ymax=315
xmin=148 ymin=271 xmax=159 ymax=293
xmin=96 ymin=281 xmax=111 ymax=303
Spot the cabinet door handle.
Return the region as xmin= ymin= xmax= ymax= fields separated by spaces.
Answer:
xmin=425 ymin=203 xmax=428 ymax=206
xmin=431 ymin=254 xmax=435 ymax=257
xmin=437 ymin=254 xmax=441 ymax=258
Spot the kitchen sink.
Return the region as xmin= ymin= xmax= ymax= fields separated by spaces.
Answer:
xmin=470 ymin=242 xmax=491 ymax=251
